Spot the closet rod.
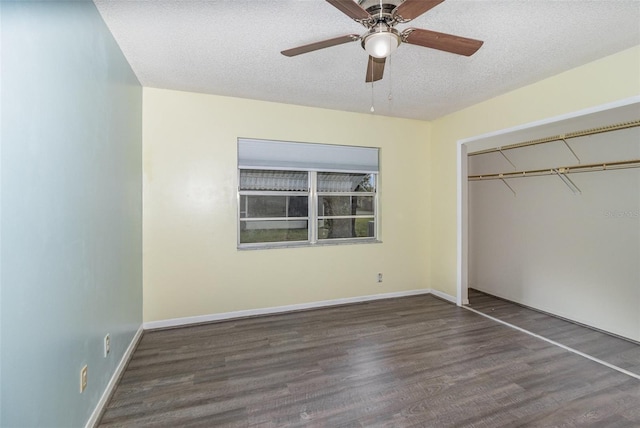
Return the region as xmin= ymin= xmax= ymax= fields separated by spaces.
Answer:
xmin=469 ymin=159 xmax=640 ymax=181
xmin=469 ymin=120 xmax=640 ymax=156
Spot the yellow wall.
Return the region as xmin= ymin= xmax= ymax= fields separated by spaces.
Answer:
xmin=143 ymin=89 xmax=432 ymax=322
xmin=430 ymin=45 xmax=640 ymax=296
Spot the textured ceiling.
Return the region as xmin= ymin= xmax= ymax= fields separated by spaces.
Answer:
xmin=94 ymin=0 xmax=640 ymax=121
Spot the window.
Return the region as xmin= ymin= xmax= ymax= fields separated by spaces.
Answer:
xmin=239 ymin=170 xmax=309 ymax=244
xmin=317 ymin=172 xmax=376 ymax=240
xmin=238 ymin=139 xmax=379 ymax=248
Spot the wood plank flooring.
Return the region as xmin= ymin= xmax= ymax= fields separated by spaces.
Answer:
xmin=468 ymin=288 xmax=640 ymax=376
xmin=99 ymin=295 xmax=640 ymax=427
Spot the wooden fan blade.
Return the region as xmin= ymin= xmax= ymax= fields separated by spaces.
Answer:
xmin=393 ymin=0 xmax=445 ymax=22
xmin=403 ymin=28 xmax=483 ymax=56
xmin=365 ymin=56 xmax=385 ymax=83
xmin=326 ymin=0 xmax=371 ymax=21
xmin=281 ymin=34 xmax=360 ymax=57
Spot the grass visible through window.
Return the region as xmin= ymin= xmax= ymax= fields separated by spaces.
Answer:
xmin=240 ymin=228 xmax=308 ymax=244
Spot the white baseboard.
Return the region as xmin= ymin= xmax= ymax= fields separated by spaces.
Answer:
xmin=85 ymin=325 xmax=144 ymax=428
xmin=144 ymin=288 xmax=446 ymax=330
xmin=429 ymin=288 xmax=457 ymax=304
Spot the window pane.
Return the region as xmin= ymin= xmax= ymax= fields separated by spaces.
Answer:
xmin=317 ymin=172 xmax=376 ymax=192
xmin=240 ymin=169 xmax=308 ymax=191
xmin=240 ymin=195 xmax=308 ymax=218
xmin=240 ymin=220 xmax=309 ymax=243
xmin=318 ymin=196 xmax=374 ymax=217
xmin=318 ymin=218 xmax=375 ymax=239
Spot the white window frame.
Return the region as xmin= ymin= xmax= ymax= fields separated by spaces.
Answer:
xmin=237 ymin=169 xmax=379 ymax=249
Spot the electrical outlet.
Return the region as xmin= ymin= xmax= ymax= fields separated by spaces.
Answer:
xmin=104 ymin=334 xmax=110 ymax=357
xmin=377 ymin=273 xmax=383 ymax=283
xmin=80 ymin=365 xmax=88 ymax=393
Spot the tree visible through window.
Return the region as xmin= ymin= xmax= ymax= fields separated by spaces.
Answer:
xmin=318 ymin=172 xmax=375 ymax=240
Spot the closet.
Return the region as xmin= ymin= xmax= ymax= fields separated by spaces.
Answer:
xmin=467 ymin=113 xmax=640 ymax=342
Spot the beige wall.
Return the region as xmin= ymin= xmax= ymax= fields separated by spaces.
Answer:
xmin=430 ymin=45 xmax=640 ymax=296
xmin=143 ymin=89 xmax=432 ymax=322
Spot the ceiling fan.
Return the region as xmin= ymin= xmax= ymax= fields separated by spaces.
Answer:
xmin=281 ymin=0 xmax=484 ymax=82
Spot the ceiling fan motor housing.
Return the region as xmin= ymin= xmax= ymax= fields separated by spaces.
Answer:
xmin=358 ymin=0 xmax=404 ymax=25
xmin=357 ymin=1 xmax=404 ymax=58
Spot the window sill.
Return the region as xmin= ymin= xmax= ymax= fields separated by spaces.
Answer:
xmin=237 ymin=238 xmax=382 ymax=251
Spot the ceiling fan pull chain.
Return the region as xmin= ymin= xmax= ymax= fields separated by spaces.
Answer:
xmin=388 ymin=55 xmax=394 ymax=108
xmin=370 ymin=81 xmax=375 ymax=113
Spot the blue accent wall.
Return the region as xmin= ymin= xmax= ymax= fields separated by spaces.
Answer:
xmin=1 ymin=2 xmax=142 ymax=426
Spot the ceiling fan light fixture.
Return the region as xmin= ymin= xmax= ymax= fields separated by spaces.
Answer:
xmin=363 ymin=29 xmax=400 ymax=59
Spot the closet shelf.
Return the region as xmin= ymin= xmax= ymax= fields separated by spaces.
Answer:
xmin=469 ymin=120 xmax=640 ymax=157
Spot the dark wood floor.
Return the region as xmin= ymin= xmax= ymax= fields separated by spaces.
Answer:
xmin=468 ymin=288 xmax=640 ymax=376
xmin=99 ymin=295 xmax=640 ymax=427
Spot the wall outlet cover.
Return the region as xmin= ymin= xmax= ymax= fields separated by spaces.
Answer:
xmin=80 ymin=365 xmax=88 ymax=393
xmin=104 ymin=334 xmax=110 ymax=357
